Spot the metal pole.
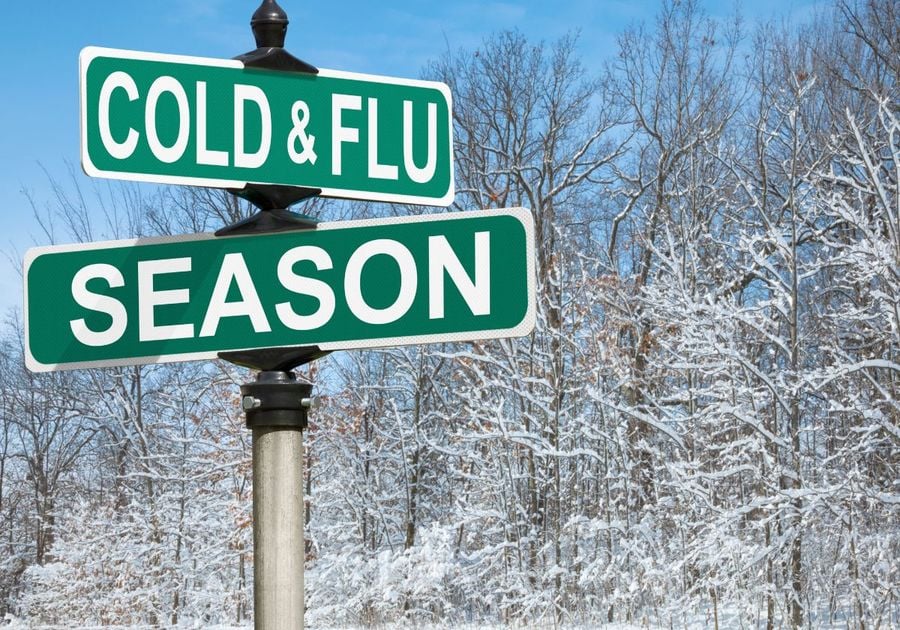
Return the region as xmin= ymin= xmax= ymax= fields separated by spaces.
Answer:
xmin=253 ymin=426 xmax=304 ymax=629
xmin=241 ymin=370 xmax=314 ymax=630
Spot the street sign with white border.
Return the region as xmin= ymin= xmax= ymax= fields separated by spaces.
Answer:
xmin=80 ymin=46 xmax=454 ymax=206
xmin=25 ymin=208 xmax=534 ymax=372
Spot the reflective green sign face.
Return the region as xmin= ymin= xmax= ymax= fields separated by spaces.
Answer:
xmin=25 ymin=209 xmax=535 ymax=372
xmin=80 ymin=47 xmax=454 ymax=205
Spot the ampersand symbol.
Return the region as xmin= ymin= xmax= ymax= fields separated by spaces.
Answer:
xmin=287 ymin=100 xmax=317 ymax=165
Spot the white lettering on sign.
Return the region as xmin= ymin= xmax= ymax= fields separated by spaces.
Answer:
xmin=70 ymin=264 xmax=127 ymax=347
xmin=146 ymin=76 xmax=190 ymax=164
xmin=404 ymin=100 xmax=438 ymax=184
xmin=367 ymin=98 xmax=398 ymax=180
xmin=66 ymin=229 xmax=495 ymax=347
xmin=99 ymin=74 xmax=277 ymax=169
xmin=99 ymin=71 xmax=140 ymax=160
xmin=200 ymin=253 xmax=271 ymax=337
xmin=287 ymin=100 xmax=317 ymax=165
xmin=331 ymin=95 xmax=440 ymax=183
xmin=234 ymin=85 xmax=272 ymax=169
xmin=94 ymin=65 xmax=442 ymax=191
xmin=345 ymin=239 xmax=417 ymax=325
xmin=138 ymin=257 xmax=194 ymax=342
xmin=276 ymin=246 xmax=336 ymax=331
xmin=196 ymin=81 xmax=229 ymax=167
xmin=429 ymin=231 xmax=490 ymax=319
xmin=332 ymin=94 xmax=362 ymax=176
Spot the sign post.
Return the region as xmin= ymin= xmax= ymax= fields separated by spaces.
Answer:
xmin=227 ymin=5 xmax=316 ymax=628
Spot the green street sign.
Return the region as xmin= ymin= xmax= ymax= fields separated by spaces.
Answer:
xmin=25 ymin=208 xmax=535 ymax=372
xmin=80 ymin=47 xmax=454 ymax=206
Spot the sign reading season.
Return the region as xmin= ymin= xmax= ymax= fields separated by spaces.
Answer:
xmin=24 ymin=209 xmax=535 ymax=371
xmin=80 ymin=47 xmax=454 ymax=205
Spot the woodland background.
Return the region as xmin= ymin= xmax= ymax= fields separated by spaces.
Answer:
xmin=0 ymin=0 xmax=897 ymax=627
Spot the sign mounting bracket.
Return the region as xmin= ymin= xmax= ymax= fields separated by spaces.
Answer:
xmin=218 ymin=345 xmax=328 ymax=373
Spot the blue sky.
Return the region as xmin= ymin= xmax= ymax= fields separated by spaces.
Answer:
xmin=0 ymin=0 xmax=826 ymax=316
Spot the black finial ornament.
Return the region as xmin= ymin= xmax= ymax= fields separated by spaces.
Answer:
xmin=251 ymin=0 xmax=288 ymax=48
xmin=237 ymin=0 xmax=318 ymax=74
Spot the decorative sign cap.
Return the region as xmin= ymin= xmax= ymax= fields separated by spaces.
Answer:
xmin=251 ymin=0 xmax=289 ymax=48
